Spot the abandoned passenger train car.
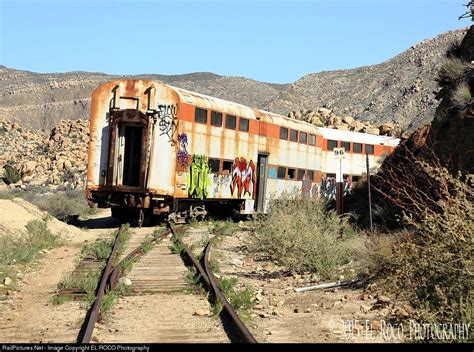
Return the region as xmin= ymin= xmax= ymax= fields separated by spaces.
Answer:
xmin=85 ymin=80 xmax=399 ymax=221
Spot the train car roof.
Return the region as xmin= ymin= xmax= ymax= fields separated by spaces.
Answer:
xmin=319 ymin=127 xmax=400 ymax=147
xmin=168 ymin=83 xmax=399 ymax=145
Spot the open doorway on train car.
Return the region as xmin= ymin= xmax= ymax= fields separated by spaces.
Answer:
xmin=120 ymin=124 xmax=144 ymax=187
xmin=255 ymin=153 xmax=269 ymax=212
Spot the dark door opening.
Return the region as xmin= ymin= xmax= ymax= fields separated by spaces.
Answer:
xmin=123 ymin=125 xmax=143 ymax=187
xmin=255 ymin=153 xmax=269 ymax=212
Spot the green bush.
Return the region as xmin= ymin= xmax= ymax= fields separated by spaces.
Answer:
xmin=0 ymin=188 xmax=96 ymax=222
xmin=452 ymin=82 xmax=472 ymax=110
xmin=2 ymin=164 xmax=20 ymax=185
xmin=0 ymin=220 xmax=62 ymax=288
xmin=437 ymin=57 xmax=471 ymax=90
xmin=252 ymin=192 xmax=361 ymax=279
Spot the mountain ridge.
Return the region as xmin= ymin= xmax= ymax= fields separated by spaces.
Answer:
xmin=0 ymin=28 xmax=467 ymax=130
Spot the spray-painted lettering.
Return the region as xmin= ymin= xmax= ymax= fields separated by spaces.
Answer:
xmin=187 ymin=155 xmax=210 ymax=199
xmin=230 ymin=157 xmax=256 ymax=198
xmin=320 ymin=176 xmax=352 ymax=200
xmin=156 ymin=104 xmax=178 ymax=144
xmin=177 ymin=133 xmax=190 ymax=168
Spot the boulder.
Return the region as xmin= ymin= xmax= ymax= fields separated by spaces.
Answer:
xmin=343 ymin=115 xmax=354 ymax=125
xmin=318 ymin=107 xmax=332 ymax=118
xmin=336 ymin=124 xmax=349 ymax=131
xmin=20 ymin=161 xmax=37 ymax=177
xmin=379 ymin=122 xmax=394 ymax=135
xmin=366 ymin=127 xmax=380 ymax=135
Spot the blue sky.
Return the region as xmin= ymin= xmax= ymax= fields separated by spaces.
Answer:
xmin=0 ymin=0 xmax=470 ymax=83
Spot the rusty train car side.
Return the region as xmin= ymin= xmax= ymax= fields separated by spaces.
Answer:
xmin=86 ymin=80 xmax=399 ymax=222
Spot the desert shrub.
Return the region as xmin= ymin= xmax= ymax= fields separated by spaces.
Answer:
xmin=437 ymin=57 xmax=472 ymax=90
xmin=446 ymin=39 xmax=462 ymax=59
xmin=2 ymin=164 xmax=20 ymax=185
xmin=0 ymin=220 xmax=62 ymax=265
xmin=252 ymin=192 xmax=361 ymax=279
xmin=373 ymin=152 xmax=473 ymax=326
xmin=452 ymin=81 xmax=472 ymax=110
xmin=2 ymin=188 xmax=95 ymax=222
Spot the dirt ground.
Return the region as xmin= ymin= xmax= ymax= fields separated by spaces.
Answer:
xmin=0 ymin=208 xmax=117 ymax=343
xmin=210 ymin=226 xmax=406 ymax=343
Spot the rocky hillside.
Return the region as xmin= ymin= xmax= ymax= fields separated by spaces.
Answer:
xmin=0 ymin=28 xmax=467 ymax=131
xmin=266 ymin=29 xmax=468 ymax=130
xmin=0 ymin=68 xmax=288 ymax=130
xmin=0 ymin=119 xmax=89 ymax=189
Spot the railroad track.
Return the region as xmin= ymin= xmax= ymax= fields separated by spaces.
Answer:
xmin=76 ymin=222 xmax=257 ymax=344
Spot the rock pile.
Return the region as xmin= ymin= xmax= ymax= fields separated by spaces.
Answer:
xmin=0 ymin=118 xmax=89 ymax=189
xmin=288 ymin=108 xmax=403 ymax=137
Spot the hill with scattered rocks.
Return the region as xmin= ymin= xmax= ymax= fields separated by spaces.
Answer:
xmin=265 ymin=29 xmax=468 ymax=130
xmin=0 ymin=119 xmax=88 ymax=189
xmin=0 ymin=68 xmax=288 ymax=130
xmin=0 ymin=28 xmax=467 ymax=132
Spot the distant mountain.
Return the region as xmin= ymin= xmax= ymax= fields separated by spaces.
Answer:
xmin=264 ymin=29 xmax=468 ymax=129
xmin=0 ymin=28 xmax=467 ymax=131
xmin=0 ymin=67 xmax=289 ymax=130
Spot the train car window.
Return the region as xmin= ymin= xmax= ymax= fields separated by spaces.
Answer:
xmin=352 ymin=175 xmax=360 ymax=182
xmin=297 ymin=169 xmax=305 ymax=180
xmin=299 ymin=132 xmax=307 ymax=144
xmin=353 ymin=143 xmax=363 ymax=153
xmin=341 ymin=141 xmax=351 ymax=152
xmin=268 ymin=166 xmax=278 ymax=178
xmin=327 ymin=140 xmax=338 ymax=150
xmin=211 ymin=111 xmax=222 ymax=127
xmin=327 ymin=173 xmax=336 ymax=178
xmin=290 ymin=129 xmax=298 ymax=142
xmin=280 ymin=127 xmax=288 ymax=140
xmin=208 ymin=159 xmax=220 ymax=173
xmin=239 ymin=118 xmax=249 ymax=132
xmin=288 ymin=168 xmax=296 ymax=179
xmin=222 ymin=160 xmax=233 ymax=174
xmin=309 ymin=134 xmax=316 ymax=146
xmin=277 ymin=167 xmax=286 ymax=179
xmin=195 ymin=107 xmax=208 ymax=124
xmin=225 ymin=115 xmax=236 ymax=130
xmin=307 ymin=170 xmax=314 ymax=181
xmin=365 ymin=144 xmax=374 ymax=154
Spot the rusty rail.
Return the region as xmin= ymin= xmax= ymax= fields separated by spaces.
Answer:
xmin=166 ymin=222 xmax=211 ymax=287
xmin=203 ymin=236 xmax=257 ymax=344
xmin=77 ymin=225 xmax=125 ymax=343
xmin=167 ymin=222 xmax=257 ymax=344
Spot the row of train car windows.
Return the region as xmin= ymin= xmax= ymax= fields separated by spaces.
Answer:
xmin=208 ymin=158 xmax=235 ymax=174
xmin=269 ymin=166 xmax=315 ymax=181
xmin=327 ymin=139 xmax=374 ymax=154
xmin=279 ymin=127 xmax=317 ymax=145
xmin=195 ymin=108 xmax=249 ymax=132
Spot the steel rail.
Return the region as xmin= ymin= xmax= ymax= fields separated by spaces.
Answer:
xmin=166 ymin=222 xmax=211 ymax=287
xmin=203 ymin=237 xmax=258 ymax=343
xmin=77 ymin=225 xmax=124 ymax=343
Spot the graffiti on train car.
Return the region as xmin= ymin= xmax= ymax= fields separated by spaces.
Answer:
xmin=156 ymin=104 xmax=178 ymax=144
xmin=212 ymin=174 xmax=231 ymax=196
xmin=320 ymin=176 xmax=352 ymax=200
xmin=177 ymin=133 xmax=190 ymax=168
xmin=230 ymin=157 xmax=257 ymax=198
xmin=188 ymin=155 xmax=210 ymax=199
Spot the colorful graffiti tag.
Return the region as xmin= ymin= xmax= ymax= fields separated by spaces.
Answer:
xmin=230 ymin=157 xmax=256 ymax=198
xmin=211 ymin=173 xmax=230 ymax=196
xmin=156 ymin=104 xmax=178 ymax=144
xmin=176 ymin=133 xmax=190 ymax=168
xmin=187 ymin=155 xmax=210 ymax=199
xmin=320 ymin=177 xmax=352 ymax=200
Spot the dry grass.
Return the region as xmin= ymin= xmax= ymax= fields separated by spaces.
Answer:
xmin=251 ymin=192 xmax=363 ymax=280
